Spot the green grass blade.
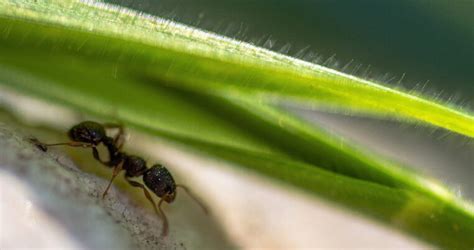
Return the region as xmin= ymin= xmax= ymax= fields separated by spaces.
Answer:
xmin=0 ymin=0 xmax=473 ymax=138
xmin=0 ymin=54 xmax=277 ymax=155
xmin=0 ymin=51 xmax=454 ymax=197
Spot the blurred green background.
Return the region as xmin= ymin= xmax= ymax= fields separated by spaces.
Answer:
xmin=107 ymin=0 xmax=474 ymax=106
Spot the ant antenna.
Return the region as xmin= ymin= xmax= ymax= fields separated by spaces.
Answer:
xmin=176 ymin=184 xmax=209 ymax=214
xmin=44 ymin=142 xmax=94 ymax=148
xmin=102 ymin=163 xmax=123 ymax=199
xmin=158 ymin=198 xmax=169 ymax=237
xmin=29 ymin=138 xmax=95 ymax=152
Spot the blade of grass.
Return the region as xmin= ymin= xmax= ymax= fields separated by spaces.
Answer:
xmin=0 ymin=51 xmax=451 ymax=196
xmin=0 ymin=0 xmax=473 ymax=138
xmin=0 ymin=55 xmax=278 ymax=156
xmin=151 ymin=84 xmax=447 ymax=195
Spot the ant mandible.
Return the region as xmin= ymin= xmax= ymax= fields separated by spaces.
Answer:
xmin=31 ymin=121 xmax=208 ymax=236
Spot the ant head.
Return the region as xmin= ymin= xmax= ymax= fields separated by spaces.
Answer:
xmin=68 ymin=121 xmax=106 ymax=145
xmin=143 ymin=164 xmax=176 ymax=203
xmin=123 ymin=155 xmax=147 ymax=178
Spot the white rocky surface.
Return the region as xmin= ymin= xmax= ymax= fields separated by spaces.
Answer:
xmin=0 ymin=123 xmax=232 ymax=249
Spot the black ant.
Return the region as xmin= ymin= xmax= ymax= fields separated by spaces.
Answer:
xmin=30 ymin=121 xmax=208 ymax=236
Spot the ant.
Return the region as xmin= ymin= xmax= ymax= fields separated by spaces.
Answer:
xmin=30 ymin=121 xmax=208 ymax=236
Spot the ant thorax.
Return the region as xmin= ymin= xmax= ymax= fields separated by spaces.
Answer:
xmin=123 ymin=155 xmax=147 ymax=177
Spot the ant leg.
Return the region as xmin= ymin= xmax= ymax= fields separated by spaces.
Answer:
xmin=102 ymin=162 xmax=123 ymax=199
xmin=176 ymin=184 xmax=209 ymax=214
xmin=157 ymin=198 xmax=169 ymax=237
xmin=125 ymin=179 xmax=160 ymax=216
xmin=126 ymin=179 xmax=168 ymax=236
xmin=104 ymin=123 xmax=126 ymax=150
xmin=92 ymin=147 xmax=115 ymax=167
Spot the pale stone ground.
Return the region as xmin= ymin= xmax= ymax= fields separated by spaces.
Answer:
xmin=0 ymin=123 xmax=234 ymax=250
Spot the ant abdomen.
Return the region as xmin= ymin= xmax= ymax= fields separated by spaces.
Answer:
xmin=143 ymin=165 xmax=176 ymax=203
xmin=68 ymin=121 xmax=106 ymax=145
xmin=123 ymin=155 xmax=147 ymax=177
